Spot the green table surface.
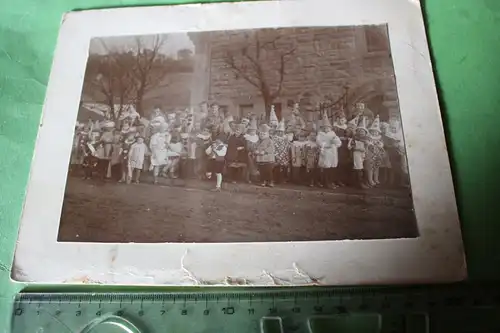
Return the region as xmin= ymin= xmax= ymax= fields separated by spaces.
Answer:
xmin=1 ymin=0 xmax=500 ymax=330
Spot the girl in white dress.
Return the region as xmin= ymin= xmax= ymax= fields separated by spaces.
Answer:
xmin=149 ymin=123 xmax=170 ymax=184
xmin=128 ymin=136 xmax=148 ymax=184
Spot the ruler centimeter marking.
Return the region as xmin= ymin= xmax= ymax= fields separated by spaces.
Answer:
xmin=10 ymin=285 xmax=500 ymax=333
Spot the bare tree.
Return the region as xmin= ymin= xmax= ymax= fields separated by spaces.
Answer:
xmin=130 ymin=35 xmax=171 ymax=115
xmin=84 ymin=35 xmax=193 ymax=119
xmin=224 ymin=30 xmax=296 ymax=119
xmin=83 ymin=52 xmax=136 ymax=121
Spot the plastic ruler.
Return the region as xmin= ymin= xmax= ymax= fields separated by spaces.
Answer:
xmin=10 ymin=284 xmax=500 ymax=333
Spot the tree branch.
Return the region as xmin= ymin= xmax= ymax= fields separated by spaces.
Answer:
xmin=224 ymin=54 xmax=261 ymax=89
xmin=271 ymin=47 xmax=296 ymax=99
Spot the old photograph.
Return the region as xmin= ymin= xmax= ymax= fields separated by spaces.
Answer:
xmin=13 ymin=0 xmax=465 ymax=285
xmin=59 ymin=25 xmax=418 ymax=243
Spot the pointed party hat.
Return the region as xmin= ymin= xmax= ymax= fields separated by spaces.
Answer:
xmin=347 ymin=115 xmax=359 ymax=129
xmin=322 ymin=112 xmax=332 ymax=128
xmin=369 ymin=115 xmax=381 ymax=132
xmin=269 ymin=105 xmax=278 ymax=124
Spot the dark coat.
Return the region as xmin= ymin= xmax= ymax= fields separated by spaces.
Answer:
xmin=225 ymin=134 xmax=247 ymax=164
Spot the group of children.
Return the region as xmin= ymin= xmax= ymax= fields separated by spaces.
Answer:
xmin=71 ymin=102 xmax=409 ymax=192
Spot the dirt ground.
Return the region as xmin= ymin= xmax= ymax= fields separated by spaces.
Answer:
xmin=57 ymin=177 xmax=418 ymax=243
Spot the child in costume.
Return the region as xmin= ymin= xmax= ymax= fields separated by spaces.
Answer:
xmin=316 ymin=113 xmax=342 ymax=189
xmin=76 ymin=123 xmax=92 ymax=173
xmin=269 ymin=105 xmax=279 ymax=135
xmin=272 ymin=119 xmax=291 ymax=184
xmin=379 ymin=122 xmax=393 ymax=186
xmin=92 ymin=129 xmax=110 ymax=181
xmin=365 ymin=115 xmax=384 ymax=187
xmin=180 ymin=132 xmax=197 ymax=179
xmin=285 ymin=124 xmax=295 ymax=143
xmin=333 ymin=111 xmax=351 ymax=187
xmin=290 ymin=130 xmax=307 ymax=184
xmin=345 ymin=115 xmax=359 ymax=186
xmin=225 ymin=123 xmax=248 ymax=183
xmin=205 ymin=137 xmax=228 ymax=191
xmin=255 ymin=124 xmax=275 ymax=187
xmin=149 ymin=122 xmax=170 ymax=184
xmin=100 ymin=120 xmax=115 ymax=179
xmin=109 ymin=132 xmax=123 ymax=181
xmin=70 ymin=124 xmax=84 ymax=171
xmin=304 ymin=130 xmax=320 ymax=187
xmin=119 ymin=133 xmax=136 ymax=183
xmin=348 ymin=117 xmax=370 ymax=189
xmin=179 ymin=132 xmax=189 ymax=179
xmin=244 ymin=118 xmax=260 ymax=183
xmin=101 ymin=120 xmax=115 ymax=158
xmin=165 ymin=132 xmax=183 ymax=181
xmin=81 ymin=131 xmax=100 ymax=180
xmin=195 ymin=130 xmax=212 ymax=180
xmin=128 ymin=136 xmax=148 ymax=184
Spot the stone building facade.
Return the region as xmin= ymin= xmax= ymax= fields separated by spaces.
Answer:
xmin=189 ymin=25 xmax=400 ymax=122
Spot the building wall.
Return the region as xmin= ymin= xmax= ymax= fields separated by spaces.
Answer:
xmin=193 ymin=25 xmax=400 ymax=121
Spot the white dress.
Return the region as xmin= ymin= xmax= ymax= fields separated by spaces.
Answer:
xmin=316 ymin=131 xmax=342 ymax=168
xmin=149 ymin=132 xmax=170 ymax=166
xmin=128 ymin=142 xmax=148 ymax=169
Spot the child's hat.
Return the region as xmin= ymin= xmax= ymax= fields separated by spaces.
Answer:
xmin=369 ymin=115 xmax=381 ymax=133
xmin=234 ymin=123 xmax=246 ymax=132
xmin=180 ymin=132 xmax=189 ymax=139
xmin=259 ymin=124 xmax=271 ymax=133
xmin=322 ymin=112 xmax=332 ymax=128
xmin=269 ymin=106 xmax=278 ymax=124
xmin=347 ymin=115 xmax=359 ymax=129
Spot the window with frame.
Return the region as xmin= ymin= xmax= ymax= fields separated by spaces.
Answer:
xmin=364 ymin=25 xmax=389 ymax=53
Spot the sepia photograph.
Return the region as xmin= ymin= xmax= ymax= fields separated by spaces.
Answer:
xmin=13 ymin=0 xmax=465 ymax=285
xmin=58 ymin=25 xmax=418 ymax=243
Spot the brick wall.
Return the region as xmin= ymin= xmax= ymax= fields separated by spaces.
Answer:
xmin=199 ymin=25 xmax=400 ymax=121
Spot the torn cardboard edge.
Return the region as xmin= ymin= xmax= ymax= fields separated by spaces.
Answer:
xmin=14 ymin=249 xmax=323 ymax=286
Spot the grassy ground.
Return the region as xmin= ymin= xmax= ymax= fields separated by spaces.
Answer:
xmin=57 ymin=177 xmax=418 ymax=243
